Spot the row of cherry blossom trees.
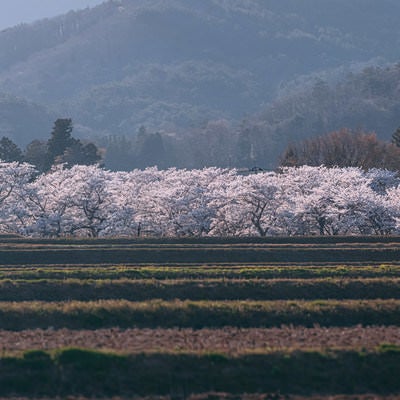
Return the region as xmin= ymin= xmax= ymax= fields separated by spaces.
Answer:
xmin=0 ymin=162 xmax=399 ymax=237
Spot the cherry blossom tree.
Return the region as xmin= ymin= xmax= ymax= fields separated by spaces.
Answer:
xmin=210 ymin=172 xmax=285 ymax=236
xmin=16 ymin=166 xmax=76 ymax=236
xmin=0 ymin=161 xmax=36 ymax=234
xmin=141 ymin=168 xmax=232 ymax=237
xmin=0 ymin=161 xmax=399 ymax=238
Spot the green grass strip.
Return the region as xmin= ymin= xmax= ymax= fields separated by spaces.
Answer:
xmin=1 ymin=347 xmax=400 ymax=396
xmin=0 ymin=278 xmax=399 ymax=301
xmin=1 ymin=264 xmax=399 ymax=281
xmin=1 ymin=299 xmax=400 ymax=330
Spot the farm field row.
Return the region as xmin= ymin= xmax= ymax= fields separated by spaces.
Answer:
xmin=0 ymin=277 xmax=399 ymax=301
xmin=0 ymin=347 xmax=399 ymax=396
xmin=1 ymin=246 xmax=400 ymax=264
xmin=1 ymin=236 xmax=400 ymax=265
xmin=1 ymin=264 xmax=400 ymax=280
xmin=1 ymin=299 xmax=400 ymax=329
xmin=1 ymin=237 xmax=400 ymax=398
xmin=2 ymin=326 xmax=400 ymax=354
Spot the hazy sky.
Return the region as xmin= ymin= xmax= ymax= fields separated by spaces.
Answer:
xmin=0 ymin=0 xmax=106 ymax=30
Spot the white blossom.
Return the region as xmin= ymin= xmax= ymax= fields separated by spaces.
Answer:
xmin=0 ymin=162 xmax=398 ymax=237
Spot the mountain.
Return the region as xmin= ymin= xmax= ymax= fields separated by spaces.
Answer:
xmin=0 ymin=93 xmax=55 ymax=145
xmin=0 ymin=0 xmax=400 ymax=165
xmin=242 ymin=63 xmax=400 ymax=168
xmin=98 ymin=63 xmax=400 ymax=171
xmin=0 ymin=0 xmax=104 ymax=31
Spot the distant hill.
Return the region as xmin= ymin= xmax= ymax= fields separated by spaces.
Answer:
xmin=0 ymin=93 xmax=54 ymax=145
xmin=241 ymin=63 xmax=400 ymax=169
xmin=263 ymin=64 xmax=400 ymax=142
xmin=1 ymin=0 xmax=400 ymax=145
xmin=0 ymin=0 xmax=104 ymax=31
xmin=97 ymin=63 xmax=400 ymax=171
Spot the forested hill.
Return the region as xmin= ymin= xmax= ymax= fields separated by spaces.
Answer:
xmin=244 ymin=63 xmax=400 ymax=167
xmin=0 ymin=93 xmax=54 ymax=144
xmin=1 ymin=0 xmax=400 ymax=148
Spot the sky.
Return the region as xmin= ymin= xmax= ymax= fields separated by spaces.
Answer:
xmin=0 ymin=0 xmax=106 ymax=31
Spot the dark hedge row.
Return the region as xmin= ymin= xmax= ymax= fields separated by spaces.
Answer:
xmin=2 ymin=347 xmax=400 ymax=397
xmin=0 ymin=278 xmax=399 ymax=301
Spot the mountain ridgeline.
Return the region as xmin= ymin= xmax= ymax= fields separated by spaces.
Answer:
xmin=1 ymin=0 xmax=400 ymax=169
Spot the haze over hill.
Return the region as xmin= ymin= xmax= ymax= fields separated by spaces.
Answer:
xmin=0 ymin=0 xmax=400 ymax=168
xmin=0 ymin=0 xmax=104 ymax=30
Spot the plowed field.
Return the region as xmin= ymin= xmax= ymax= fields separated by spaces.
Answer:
xmin=1 ymin=326 xmax=400 ymax=354
xmin=1 ymin=236 xmax=400 ymax=399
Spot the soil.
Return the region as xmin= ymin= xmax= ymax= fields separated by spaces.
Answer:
xmin=1 ymin=325 xmax=399 ymax=354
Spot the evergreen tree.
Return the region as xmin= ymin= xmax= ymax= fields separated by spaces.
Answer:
xmin=0 ymin=136 xmax=23 ymax=162
xmin=392 ymin=126 xmax=400 ymax=147
xmin=24 ymin=140 xmax=48 ymax=172
xmin=46 ymin=118 xmax=76 ymax=167
xmin=44 ymin=118 xmax=102 ymax=170
xmin=102 ymin=135 xmax=135 ymax=171
xmin=81 ymin=142 xmax=102 ymax=166
xmin=59 ymin=140 xmax=102 ymax=167
xmin=135 ymin=131 xmax=166 ymax=168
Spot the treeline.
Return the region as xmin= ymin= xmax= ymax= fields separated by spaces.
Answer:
xmin=0 ymin=118 xmax=101 ymax=172
xmin=6 ymin=120 xmax=400 ymax=173
xmin=1 ymin=164 xmax=400 ymax=237
xmin=4 ymin=64 xmax=400 ymax=171
xmin=101 ymin=125 xmax=400 ymax=171
xmin=100 ymin=121 xmax=253 ymax=170
xmin=99 ymin=64 xmax=400 ymax=171
xmin=280 ymin=128 xmax=400 ymax=169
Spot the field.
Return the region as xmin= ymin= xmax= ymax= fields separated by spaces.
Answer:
xmin=1 ymin=236 xmax=400 ymax=399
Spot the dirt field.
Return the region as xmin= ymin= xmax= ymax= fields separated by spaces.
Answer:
xmin=1 ymin=326 xmax=400 ymax=354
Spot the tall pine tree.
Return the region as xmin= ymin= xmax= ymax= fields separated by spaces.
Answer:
xmin=46 ymin=118 xmax=76 ymax=167
xmin=0 ymin=137 xmax=23 ymax=162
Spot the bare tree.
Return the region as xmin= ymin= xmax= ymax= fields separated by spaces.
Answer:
xmin=280 ymin=129 xmax=400 ymax=170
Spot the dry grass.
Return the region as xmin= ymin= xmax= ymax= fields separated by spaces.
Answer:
xmin=2 ymin=264 xmax=400 ymax=281
xmin=2 ymin=299 xmax=400 ymax=329
xmin=0 ymin=326 xmax=400 ymax=355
